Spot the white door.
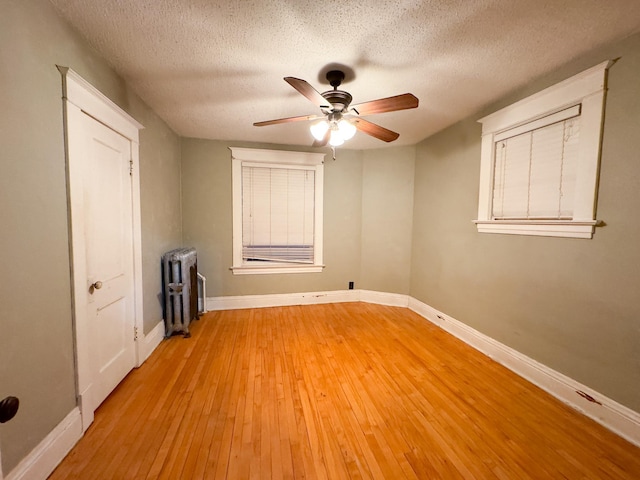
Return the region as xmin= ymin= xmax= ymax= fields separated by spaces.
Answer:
xmin=82 ymin=115 xmax=137 ymax=409
xmin=61 ymin=67 xmax=143 ymax=431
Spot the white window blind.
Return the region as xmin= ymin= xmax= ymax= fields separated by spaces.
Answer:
xmin=492 ymin=107 xmax=581 ymax=220
xmin=242 ymin=166 xmax=315 ymax=264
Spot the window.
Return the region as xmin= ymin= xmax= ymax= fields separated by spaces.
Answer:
xmin=230 ymin=147 xmax=325 ymax=274
xmin=475 ymin=60 xmax=613 ymax=238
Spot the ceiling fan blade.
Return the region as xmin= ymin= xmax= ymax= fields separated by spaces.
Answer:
xmin=353 ymin=118 xmax=400 ymax=142
xmin=350 ymin=93 xmax=418 ymax=116
xmin=284 ymin=77 xmax=332 ymax=109
xmin=312 ymin=129 xmax=331 ymax=148
xmin=253 ymin=114 xmax=319 ymax=127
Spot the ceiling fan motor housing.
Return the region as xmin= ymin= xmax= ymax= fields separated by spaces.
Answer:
xmin=321 ymin=90 xmax=352 ymax=112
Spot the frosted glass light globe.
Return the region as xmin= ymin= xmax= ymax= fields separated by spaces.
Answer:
xmin=329 ymin=129 xmax=344 ymax=146
xmin=310 ymin=121 xmax=329 ymax=141
xmin=338 ymin=119 xmax=356 ymax=140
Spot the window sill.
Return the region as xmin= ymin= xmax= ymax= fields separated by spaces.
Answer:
xmin=473 ymin=220 xmax=598 ymax=239
xmin=231 ymin=264 xmax=325 ymax=275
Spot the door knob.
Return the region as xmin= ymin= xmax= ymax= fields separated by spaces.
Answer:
xmin=0 ymin=396 xmax=19 ymax=423
xmin=89 ymin=280 xmax=103 ymax=293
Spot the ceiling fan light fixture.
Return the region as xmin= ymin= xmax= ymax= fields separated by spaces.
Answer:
xmin=256 ymin=70 xmax=418 ymax=147
xmin=338 ymin=119 xmax=356 ymax=140
xmin=310 ymin=120 xmax=329 ymax=141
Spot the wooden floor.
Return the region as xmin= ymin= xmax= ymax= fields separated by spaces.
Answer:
xmin=50 ymin=303 xmax=640 ymax=479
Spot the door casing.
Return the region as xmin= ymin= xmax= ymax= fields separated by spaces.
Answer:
xmin=59 ymin=67 xmax=144 ymax=431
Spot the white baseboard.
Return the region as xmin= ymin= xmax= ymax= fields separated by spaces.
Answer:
xmin=408 ymin=297 xmax=640 ymax=447
xmin=359 ymin=290 xmax=409 ymax=307
xmin=205 ymin=289 xmax=412 ymax=311
xmin=206 ymin=289 xmax=360 ymax=311
xmin=137 ymin=320 xmax=165 ymax=366
xmin=6 ymin=408 xmax=82 ymax=480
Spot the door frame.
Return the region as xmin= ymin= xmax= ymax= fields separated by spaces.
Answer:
xmin=59 ymin=67 xmax=144 ymax=431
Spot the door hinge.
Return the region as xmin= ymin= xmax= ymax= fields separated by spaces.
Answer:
xmin=129 ymin=159 xmax=133 ymax=176
xmin=134 ymin=326 xmax=139 ymax=341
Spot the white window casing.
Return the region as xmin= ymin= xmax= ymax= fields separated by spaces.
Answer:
xmin=230 ymin=147 xmax=325 ymax=274
xmin=475 ymin=60 xmax=614 ymax=238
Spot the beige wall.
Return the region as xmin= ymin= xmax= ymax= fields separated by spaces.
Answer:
xmin=360 ymin=147 xmax=415 ymax=294
xmin=181 ymin=139 xmax=364 ymax=295
xmin=180 ymin=140 xmax=419 ymax=298
xmin=0 ymin=0 xmax=181 ymax=473
xmin=138 ymin=113 xmax=183 ymax=333
xmin=410 ymin=32 xmax=640 ymax=412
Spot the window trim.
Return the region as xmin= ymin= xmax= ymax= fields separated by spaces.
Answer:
xmin=474 ymin=60 xmax=613 ymax=239
xmin=230 ymin=147 xmax=325 ymax=275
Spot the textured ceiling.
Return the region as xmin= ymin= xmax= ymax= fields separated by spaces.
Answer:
xmin=50 ymin=0 xmax=640 ymax=149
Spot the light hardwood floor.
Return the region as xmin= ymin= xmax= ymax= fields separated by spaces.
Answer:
xmin=49 ymin=303 xmax=640 ymax=479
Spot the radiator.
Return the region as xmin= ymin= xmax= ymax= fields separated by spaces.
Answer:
xmin=162 ymin=247 xmax=199 ymax=338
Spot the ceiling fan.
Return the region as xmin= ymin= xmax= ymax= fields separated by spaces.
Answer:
xmin=253 ymin=70 xmax=419 ymax=147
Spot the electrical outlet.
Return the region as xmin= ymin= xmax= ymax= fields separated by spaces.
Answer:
xmin=348 ymin=281 xmax=354 ymax=290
